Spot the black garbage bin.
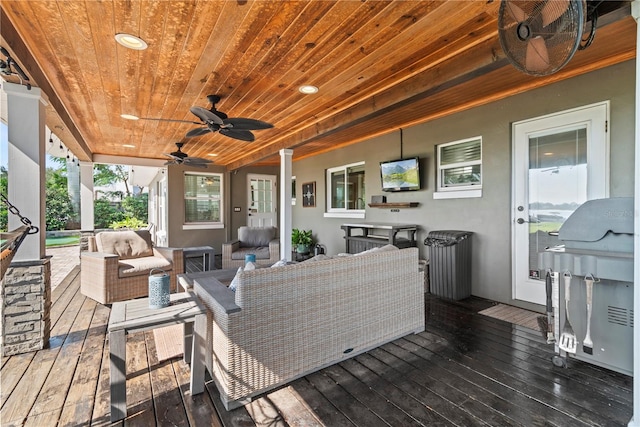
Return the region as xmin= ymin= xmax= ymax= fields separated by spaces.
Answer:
xmin=424 ymin=230 xmax=473 ymax=300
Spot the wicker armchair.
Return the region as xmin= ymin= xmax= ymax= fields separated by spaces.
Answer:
xmin=221 ymin=226 xmax=279 ymax=269
xmin=80 ymin=229 xmax=183 ymax=304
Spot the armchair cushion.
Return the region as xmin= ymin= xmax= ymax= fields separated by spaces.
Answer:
xmin=237 ymin=226 xmax=277 ymax=248
xmin=117 ymin=256 xmax=172 ymax=278
xmin=230 ymin=246 xmax=272 ymax=260
xmin=95 ymin=229 xmax=154 ymax=260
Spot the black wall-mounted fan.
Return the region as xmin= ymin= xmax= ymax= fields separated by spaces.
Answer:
xmin=498 ymin=0 xmax=599 ymax=76
xmin=140 ymin=94 xmax=273 ymax=142
xmin=163 ymin=142 xmax=212 ymax=167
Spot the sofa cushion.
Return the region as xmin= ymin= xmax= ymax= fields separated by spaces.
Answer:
xmin=118 ymin=256 xmax=172 ymax=278
xmin=96 ymin=230 xmax=154 ymax=260
xmin=238 ymin=226 xmax=277 ymax=248
xmin=230 ymin=246 xmax=272 ymax=260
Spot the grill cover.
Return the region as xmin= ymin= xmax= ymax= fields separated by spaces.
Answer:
xmin=559 ymin=197 xmax=633 ymax=253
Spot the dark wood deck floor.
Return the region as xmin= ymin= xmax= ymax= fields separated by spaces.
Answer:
xmin=1 ymin=263 xmax=633 ymax=426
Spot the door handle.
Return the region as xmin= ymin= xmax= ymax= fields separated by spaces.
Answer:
xmin=517 ymin=218 xmax=528 ymax=224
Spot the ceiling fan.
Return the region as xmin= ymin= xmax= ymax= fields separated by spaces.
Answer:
xmin=140 ymin=94 xmax=273 ymax=142
xmin=498 ymin=0 xmax=601 ymax=76
xmin=163 ymin=142 xmax=212 ymax=167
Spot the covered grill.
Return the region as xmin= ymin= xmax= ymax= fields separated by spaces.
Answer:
xmin=539 ymin=197 xmax=633 ymax=375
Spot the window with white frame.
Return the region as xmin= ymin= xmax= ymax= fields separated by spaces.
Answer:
xmin=435 ymin=136 xmax=482 ymax=198
xmin=184 ymin=172 xmax=223 ymax=225
xmin=326 ymin=161 xmax=366 ymax=213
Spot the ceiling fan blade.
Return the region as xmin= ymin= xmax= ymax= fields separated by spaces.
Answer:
xmin=140 ymin=117 xmax=201 ymax=125
xmin=223 ymin=118 xmax=274 ymax=130
xmin=185 ymin=127 xmax=211 ymax=138
xmin=541 ymin=0 xmax=569 ymax=27
xmin=183 ymin=157 xmax=212 ymax=164
xmin=220 ymin=128 xmax=255 ymax=142
xmin=182 ymin=160 xmax=208 ymax=168
xmin=506 ymin=1 xmax=527 ymax=22
xmin=525 ymin=36 xmax=550 ymax=72
xmin=164 ymin=160 xmax=179 ymax=166
xmin=190 ymin=106 xmax=224 ymax=125
xmin=163 ymin=152 xmax=181 ymax=160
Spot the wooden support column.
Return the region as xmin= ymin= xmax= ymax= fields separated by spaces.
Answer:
xmin=1 ymin=81 xmax=50 ymax=356
xmin=2 ymin=81 xmax=47 ymax=261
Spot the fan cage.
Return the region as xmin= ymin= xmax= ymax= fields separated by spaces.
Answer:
xmin=498 ymin=0 xmax=586 ymax=76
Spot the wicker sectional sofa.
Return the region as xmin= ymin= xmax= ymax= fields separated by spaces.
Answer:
xmin=194 ymin=246 xmax=424 ymax=410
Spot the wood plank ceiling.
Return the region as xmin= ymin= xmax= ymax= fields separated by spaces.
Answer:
xmin=0 ymin=1 xmax=634 ymax=170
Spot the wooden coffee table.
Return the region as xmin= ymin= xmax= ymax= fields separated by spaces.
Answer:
xmin=108 ymin=292 xmax=207 ymax=422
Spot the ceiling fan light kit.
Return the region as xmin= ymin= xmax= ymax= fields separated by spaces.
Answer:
xmin=498 ymin=0 xmax=599 ymax=77
xmin=163 ymin=142 xmax=213 ymax=168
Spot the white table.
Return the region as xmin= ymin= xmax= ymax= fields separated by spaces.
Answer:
xmin=108 ymin=292 xmax=207 ymax=422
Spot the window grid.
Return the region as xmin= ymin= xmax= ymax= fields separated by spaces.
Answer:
xmin=437 ymin=137 xmax=482 ymax=191
xmin=184 ymin=172 xmax=223 ymax=224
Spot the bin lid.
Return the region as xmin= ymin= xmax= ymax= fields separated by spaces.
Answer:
xmin=424 ymin=230 xmax=472 ymax=246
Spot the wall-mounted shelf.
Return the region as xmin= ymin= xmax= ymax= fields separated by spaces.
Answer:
xmin=368 ymin=202 xmax=419 ymax=208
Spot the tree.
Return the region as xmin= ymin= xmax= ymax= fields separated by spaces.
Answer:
xmin=93 ymin=164 xmax=131 ymax=197
xmin=45 ymin=166 xmax=75 ymax=230
xmin=45 ymin=185 xmax=74 ymax=230
xmin=94 ymin=198 xmax=125 ymax=229
xmin=0 ymin=166 xmax=7 ymax=232
xmin=122 ymin=193 xmax=148 ymax=222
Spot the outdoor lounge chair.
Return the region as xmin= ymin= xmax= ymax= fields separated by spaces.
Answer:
xmin=80 ymin=229 xmax=183 ymax=304
xmin=221 ymin=226 xmax=279 ymax=269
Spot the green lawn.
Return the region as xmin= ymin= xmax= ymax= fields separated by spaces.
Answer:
xmin=46 ymin=235 xmax=80 ymax=247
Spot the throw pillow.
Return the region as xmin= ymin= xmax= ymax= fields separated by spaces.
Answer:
xmin=271 ymin=259 xmax=288 ymax=268
xmin=229 ymin=266 xmax=243 ymax=292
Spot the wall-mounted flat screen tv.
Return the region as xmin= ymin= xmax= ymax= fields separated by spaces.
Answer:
xmin=380 ymin=157 xmax=421 ymax=192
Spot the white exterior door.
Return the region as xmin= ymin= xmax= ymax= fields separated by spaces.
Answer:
xmin=512 ymin=102 xmax=609 ymax=305
xmin=247 ymin=174 xmax=277 ymax=227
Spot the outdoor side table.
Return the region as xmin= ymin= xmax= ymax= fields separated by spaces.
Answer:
xmin=108 ymin=292 xmax=207 ymax=422
xmin=183 ymin=246 xmax=215 ymax=271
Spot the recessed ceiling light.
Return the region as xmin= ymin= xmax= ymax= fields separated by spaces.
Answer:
xmin=207 ymin=153 xmax=219 ymax=157
xmin=122 ymin=144 xmax=136 ymax=148
xmin=115 ymin=33 xmax=148 ymax=50
xmin=299 ymin=85 xmax=318 ymax=94
xmin=120 ymin=114 xmax=139 ymax=120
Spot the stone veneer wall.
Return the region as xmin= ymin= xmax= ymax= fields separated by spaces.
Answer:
xmin=1 ymin=258 xmax=51 ymax=356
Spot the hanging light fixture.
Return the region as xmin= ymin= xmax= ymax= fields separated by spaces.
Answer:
xmin=49 ymin=131 xmax=54 ymax=146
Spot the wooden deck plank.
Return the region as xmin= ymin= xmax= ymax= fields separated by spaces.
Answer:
xmin=245 ymin=397 xmax=287 ymax=427
xmin=1 ymin=274 xmax=634 ymax=427
xmin=57 ymin=302 xmax=111 ymax=426
xmin=26 ymin=296 xmax=97 ymax=424
xmin=263 ymin=385 xmax=325 ymax=427
xmin=0 ymin=281 xmax=87 ymax=425
xmin=121 ymin=331 xmax=156 ymax=426
xmin=172 ymin=356 xmax=223 ymax=427
xmin=143 ymin=331 xmax=190 ymax=427
xmin=284 ymin=379 xmax=356 ymax=427
xmin=322 ymin=363 xmax=428 ymax=426
xmin=338 ymin=357 xmax=455 ymax=426
xmin=0 ymin=351 xmax=36 ymax=405
xmin=304 ymin=370 xmax=389 ymax=426
xmin=90 ymin=323 xmax=120 ymax=427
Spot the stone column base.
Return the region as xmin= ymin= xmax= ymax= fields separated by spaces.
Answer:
xmin=1 ymin=258 xmax=51 ymax=356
